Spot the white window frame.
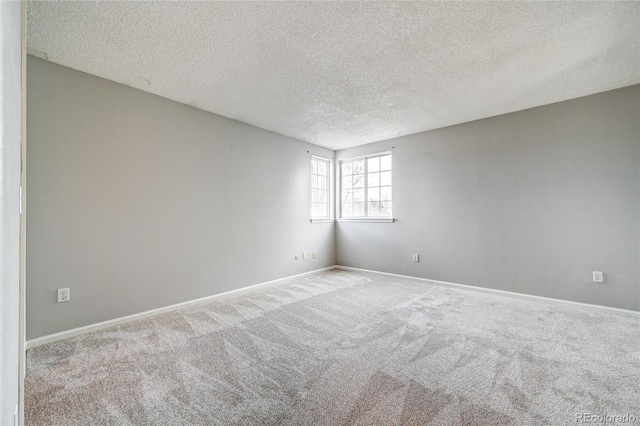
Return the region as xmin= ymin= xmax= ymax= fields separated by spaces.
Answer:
xmin=338 ymin=152 xmax=394 ymax=222
xmin=310 ymin=156 xmax=333 ymax=223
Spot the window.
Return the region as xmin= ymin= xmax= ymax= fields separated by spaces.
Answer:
xmin=340 ymin=153 xmax=392 ymax=218
xmin=311 ymin=157 xmax=331 ymax=219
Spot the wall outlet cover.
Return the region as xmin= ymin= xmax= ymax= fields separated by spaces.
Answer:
xmin=592 ymin=271 xmax=604 ymax=283
xmin=57 ymin=288 xmax=70 ymax=303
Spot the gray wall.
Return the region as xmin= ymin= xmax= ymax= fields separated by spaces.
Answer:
xmin=1 ymin=0 xmax=23 ymax=423
xmin=336 ymin=86 xmax=640 ymax=311
xmin=26 ymin=56 xmax=640 ymax=344
xmin=26 ymin=57 xmax=335 ymax=340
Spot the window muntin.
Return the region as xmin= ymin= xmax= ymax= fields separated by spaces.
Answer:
xmin=340 ymin=153 xmax=392 ymax=218
xmin=311 ymin=157 xmax=331 ymax=218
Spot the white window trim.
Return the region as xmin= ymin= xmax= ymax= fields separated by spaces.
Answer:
xmin=336 ymin=217 xmax=395 ymax=223
xmin=310 ymin=156 xmax=334 ymax=222
xmin=310 ymin=218 xmax=335 ymax=223
xmin=337 ymin=151 xmax=395 ymax=222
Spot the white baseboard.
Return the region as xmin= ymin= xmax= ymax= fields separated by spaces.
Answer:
xmin=335 ymin=265 xmax=640 ymax=318
xmin=26 ymin=266 xmax=338 ymax=349
xmin=26 ymin=264 xmax=638 ymax=349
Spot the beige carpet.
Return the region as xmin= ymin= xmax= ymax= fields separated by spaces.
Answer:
xmin=25 ymin=270 xmax=640 ymax=425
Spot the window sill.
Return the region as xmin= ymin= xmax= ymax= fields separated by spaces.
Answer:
xmin=310 ymin=218 xmax=335 ymax=223
xmin=336 ymin=218 xmax=395 ymax=223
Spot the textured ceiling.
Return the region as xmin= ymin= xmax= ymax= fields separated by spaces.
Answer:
xmin=27 ymin=1 xmax=639 ymax=150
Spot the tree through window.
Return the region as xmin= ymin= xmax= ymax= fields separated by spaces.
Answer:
xmin=311 ymin=157 xmax=331 ymax=219
xmin=340 ymin=153 xmax=392 ymax=218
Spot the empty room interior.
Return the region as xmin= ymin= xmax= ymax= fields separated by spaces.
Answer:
xmin=4 ymin=0 xmax=640 ymax=424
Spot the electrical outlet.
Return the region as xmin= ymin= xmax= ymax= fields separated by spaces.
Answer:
xmin=312 ymin=251 xmax=317 ymax=259
xmin=302 ymin=251 xmax=307 ymax=260
xmin=592 ymin=271 xmax=604 ymax=283
xmin=57 ymin=288 xmax=70 ymax=303
xmin=412 ymin=254 xmax=420 ymax=262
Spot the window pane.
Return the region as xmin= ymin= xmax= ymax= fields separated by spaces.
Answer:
xmin=342 ymin=161 xmax=352 ymax=175
xmin=380 ymin=186 xmax=392 ymax=202
xmin=353 ymin=202 xmax=364 ymax=216
xmin=318 ymin=176 xmax=326 ymax=190
xmin=311 ymin=158 xmax=330 ymax=218
xmin=380 ymin=201 xmax=392 ymax=217
xmin=317 ymin=161 xmax=326 ymax=176
xmin=381 ymin=171 xmax=392 ymax=186
xmin=367 ymin=157 xmax=380 ymax=173
xmin=380 ymin=155 xmax=391 ymax=171
xmin=368 ymin=201 xmax=380 ymax=216
xmin=352 ymin=160 xmax=365 ymax=174
xmin=353 ymin=174 xmax=365 ymax=188
xmin=368 ymin=172 xmax=379 ymax=187
xmin=342 ymin=203 xmax=353 ymax=216
xmin=342 ymin=175 xmax=352 ymax=189
xmin=343 ymin=190 xmax=352 ymax=203
xmin=353 ymin=189 xmax=364 ymax=202
xmin=368 ymin=187 xmax=379 ymax=202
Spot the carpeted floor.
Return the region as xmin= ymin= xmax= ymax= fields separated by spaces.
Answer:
xmin=25 ymin=269 xmax=639 ymax=425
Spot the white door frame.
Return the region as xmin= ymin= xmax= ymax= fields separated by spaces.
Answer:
xmin=19 ymin=0 xmax=27 ymax=423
